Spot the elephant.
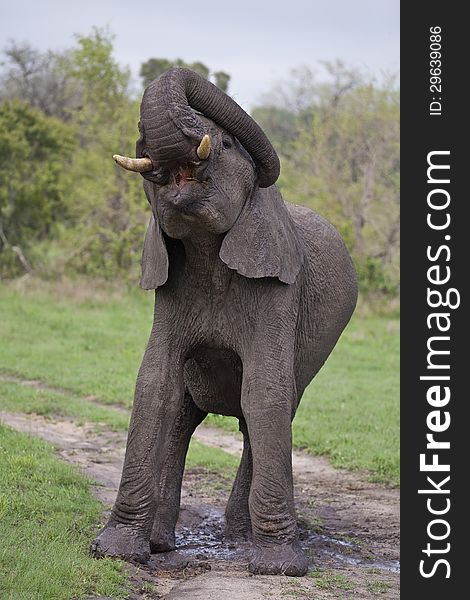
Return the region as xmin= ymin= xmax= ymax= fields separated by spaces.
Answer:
xmin=90 ymin=67 xmax=357 ymax=577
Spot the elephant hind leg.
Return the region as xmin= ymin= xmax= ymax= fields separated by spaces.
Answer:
xmin=224 ymin=418 xmax=252 ymax=540
xmin=151 ymin=392 xmax=206 ymax=552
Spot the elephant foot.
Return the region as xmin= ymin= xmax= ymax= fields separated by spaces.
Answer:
xmin=249 ymin=542 xmax=309 ymax=577
xmin=90 ymin=523 xmax=150 ymax=564
xmin=150 ymin=523 xmax=176 ymax=553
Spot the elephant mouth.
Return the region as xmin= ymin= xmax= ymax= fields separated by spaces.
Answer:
xmin=168 ymin=161 xmax=211 ymax=192
xmin=159 ymin=162 xmax=211 ymax=213
xmin=172 ymin=163 xmax=200 ymax=188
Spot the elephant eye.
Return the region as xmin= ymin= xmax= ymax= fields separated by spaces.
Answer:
xmin=222 ymin=136 xmax=233 ymax=149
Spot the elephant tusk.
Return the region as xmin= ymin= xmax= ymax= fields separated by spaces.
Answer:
xmin=113 ymin=154 xmax=153 ymax=172
xmin=196 ymin=134 xmax=211 ymax=160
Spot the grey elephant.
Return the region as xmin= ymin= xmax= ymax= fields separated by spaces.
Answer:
xmin=91 ymin=68 xmax=357 ymax=576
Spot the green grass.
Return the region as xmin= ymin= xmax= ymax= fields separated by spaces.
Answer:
xmin=366 ymin=580 xmax=392 ymax=594
xmin=308 ymin=569 xmax=355 ymax=591
xmin=0 ymin=380 xmax=130 ymax=431
xmin=0 ymin=423 xmax=129 ymax=599
xmin=0 ymin=280 xmax=153 ymax=406
xmin=186 ymin=438 xmax=239 ymax=473
xmin=0 ymin=279 xmax=399 ymax=484
xmin=295 ymin=315 xmax=399 ymax=484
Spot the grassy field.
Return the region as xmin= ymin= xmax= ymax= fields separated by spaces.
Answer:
xmin=0 ymin=423 xmax=129 ymax=599
xmin=295 ymin=313 xmax=399 ymax=482
xmin=0 ymin=280 xmax=152 ymax=405
xmin=0 ymin=278 xmax=399 ymax=484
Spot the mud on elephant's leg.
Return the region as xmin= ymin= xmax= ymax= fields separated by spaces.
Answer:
xmin=90 ymin=351 xmax=185 ymax=564
xmin=151 ymin=393 xmax=206 ymax=552
xmin=242 ymin=364 xmax=308 ymax=577
xmin=224 ymin=419 xmax=253 ymax=540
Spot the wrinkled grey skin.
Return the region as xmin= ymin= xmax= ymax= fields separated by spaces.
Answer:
xmin=91 ymin=68 xmax=357 ymax=576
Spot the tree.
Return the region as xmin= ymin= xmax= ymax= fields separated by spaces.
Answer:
xmin=139 ymin=58 xmax=172 ymax=89
xmin=0 ymin=101 xmax=75 ymax=276
xmin=139 ymin=58 xmax=229 ymax=92
xmin=251 ymin=105 xmax=299 ymax=155
xmin=213 ymin=71 xmax=230 ymax=93
xmin=189 ymin=61 xmax=210 ymax=80
xmin=56 ymin=29 xmax=147 ymax=278
xmin=140 ymin=58 xmax=208 ymax=88
xmin=0 ymin=29 xmax=148 ymax=277
xmin=0 ymin=42 xmax=80 ymax=120
xmin=0 ymin=30 xmax=148 ymax=280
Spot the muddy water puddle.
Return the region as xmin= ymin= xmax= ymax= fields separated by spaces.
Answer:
xmin=313 ymin=536 xmax=400 ymax=573
xmin=148 ymin=504 xmax=400 ymax=575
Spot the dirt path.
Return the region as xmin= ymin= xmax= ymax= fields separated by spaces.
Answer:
xmin=0 ymin=411 xmax=399 ymax=599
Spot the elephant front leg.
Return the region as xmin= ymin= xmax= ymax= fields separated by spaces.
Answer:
xmin=242 ymin=362 xmax=308 ymax=577
xmin=91 ymin=351 xmax=185 ymax=564
xmin=150 ymin=393 xmax=206 ymax=552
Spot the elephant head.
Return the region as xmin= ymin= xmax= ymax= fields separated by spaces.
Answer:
xmin=114 ymin=68 xmax=303 ymax=288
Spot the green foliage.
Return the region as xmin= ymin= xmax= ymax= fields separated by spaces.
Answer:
xmin=355 ymin=256 xmax=398 ymax=295
xmin=0 ymin=101 xmax=75 ymax=276
xmin=0 ymin=424 xmax=129 ymax=599
xmin=70 ymin=28 xmax=131 ymax=133
xmin=308 ymin=569 xmax=354 ymax=591
xmin=59 ymin=31 xmax=148 ymax=280
xmin=56 ymin=30 xmax=151 ymax=281
xmin=252 ymin=105 xmax=299 ymax=150
xmin=0 ymin=42 xmax=81 ymax=120
xmin=0 ymin=29 xmax=153 ymax=281
xmin=140 ymin=57 xmax=208 ymax=87
xmin=139 ymin=57 xmax=229 ymax=92
xmin=213 ymin=70 xmax=230 ymax=92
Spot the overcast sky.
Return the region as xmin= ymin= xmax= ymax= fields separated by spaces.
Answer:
xmin=0 ymin=0 xmax=399 ymax=110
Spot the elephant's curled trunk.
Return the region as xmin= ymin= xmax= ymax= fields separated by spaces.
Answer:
xmin=138 ymin=68 xmax=280 ymax=188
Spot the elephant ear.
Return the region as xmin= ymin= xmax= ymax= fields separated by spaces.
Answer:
xmin=220 ymin=186 xmax=304 ymax=284
xmin=140 ymin=181 xmax=169 ymax=290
